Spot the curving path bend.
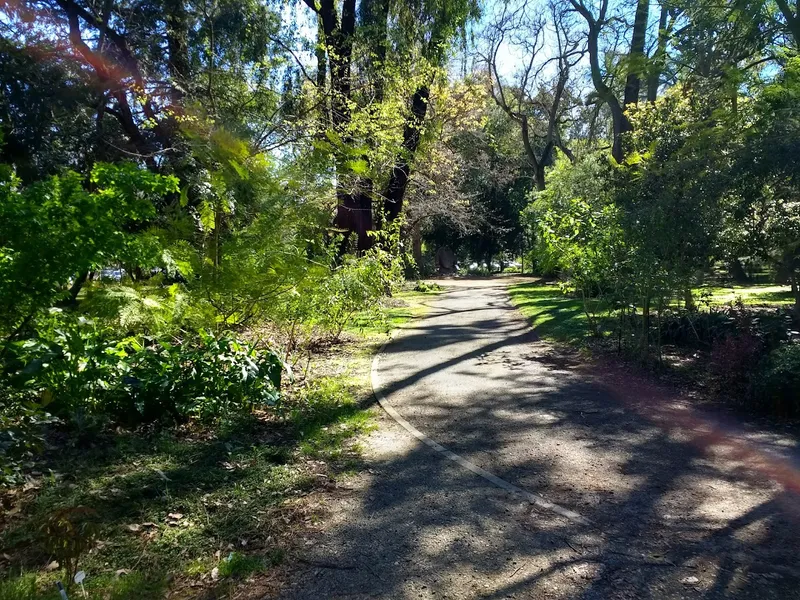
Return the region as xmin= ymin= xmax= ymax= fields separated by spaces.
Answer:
xmin=280 ymin=278 xmax=800 ymax=600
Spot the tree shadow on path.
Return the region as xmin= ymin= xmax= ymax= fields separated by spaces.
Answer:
xmin=280 ymin=282 xmax=800 ymax=600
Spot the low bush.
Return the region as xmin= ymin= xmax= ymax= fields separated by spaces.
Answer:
xmin=709 ymin=331 xmax=764 ymax=398
xmin=3 ymin=315 xmax=283 ymax=426
xmin=0 ymin=388 xmax=55 ymax=485
xmin=753 ymin=344 xmax=800 ymax=416
xmin=413 ymin=281 xmax=443 ymax=293
xmin=113 ymin=331 xmax=283 ymax=422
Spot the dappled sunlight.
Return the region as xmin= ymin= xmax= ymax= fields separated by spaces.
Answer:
xmin=283 ymin=281 xmax=800 ymax=599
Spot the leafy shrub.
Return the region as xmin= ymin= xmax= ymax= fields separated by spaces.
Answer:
xmin=0 ymin=163 xmax=178 ymax=337
xmin=218 ymin=551 xmax=265 ymax=578
xmin=117 ymin=331 xmax=283 ymax=422
xmin=659 ymin=303 xmax=794 ymax=349
xmin=40 ymin=506 xmax=98 ymax=589
xmin=0 ymin=387 xmax=55 ymax=485
xmin=753 ymin=344 xmax=800 ymax=416
xmin=287 ymin=377 xmax=354 ymax=427
xmin=305 ymin=240 xmax=403 ymax=341
xmin=413 ymin=281 xmax=443 ymax=292
xmin=4 ymin=314 xmax=283 ymax=425
xmin=709 ymin=331 xmax=764 ymax=398
xmin=0 ymin=574 xmax=40 ymax=600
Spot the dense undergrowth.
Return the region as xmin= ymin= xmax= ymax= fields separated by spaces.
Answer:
xmin=0 ymin=287 xmax=434 ymax=599
xmin=510 ymin=280 xmax=800 ymax=417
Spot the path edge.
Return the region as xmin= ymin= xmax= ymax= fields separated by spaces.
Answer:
xmin=370 ymin=293 xmax=590 ymax=527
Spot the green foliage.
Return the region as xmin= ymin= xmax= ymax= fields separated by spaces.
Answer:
xmin=217 ymin=551 xmax=268 ymax=578
xmin=4 ymin=313 xmax=283 ymax=424
xmin=508 ymin=282 xmax=595 ymax=342
xmin=0 ymin=163 xmax=178 ymax=336
xmin=318 ymin=250 xmax=399 ymax=340
xmin=725 ymin=58 xmax=800 ymax=310
xmin=118 ymin=330 xmax=283 ymax=422
xmin=0 ymin=390 xmax=54 ymax=486
xmin=754 ymin=344 xmax=800 ymax=415
xmin=413 ymin=281 xmax=443 ymax=292
xmin=0 ymin=574 xmax=44 ymax=600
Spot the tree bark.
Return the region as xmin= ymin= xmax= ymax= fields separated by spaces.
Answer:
xmin=775 ymin=0 xmax=800 ymax=47
xmin=307 ymin=0 xmax=374 ymax=251
xmin=792 ymin=275 xmax=800 ymax=317
xmin=361 ymin=0 xmax=390 ymax=102
xmin=623 ymin=0 xmax=650 ymax=108
xmin=411 ymin=225 xmax=423 ymax=267
xmin=570 ymin=0 xmax=632 ymax=162
xmin=383 ymin=85 xmax=430 ymax=222
xmin=647 ymin=5 xmax=669 ymax=102
xmin=165 ymin=0 xmax=190 ymax=106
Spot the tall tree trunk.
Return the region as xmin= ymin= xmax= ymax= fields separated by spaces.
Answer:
xmin=315 ymin=15 xmax=327 ymax=91
xmin=520 ymin=115 xmax=546 ymax=190
xmin=383 ymin=85 xmax=430 ymax=222
xmin=588 ymin=22 xmax=631 ymax=162
xmin=570 ymin=0 xmax=632 ymax=162
xmin=534 ymin=163 xmax=546 ymax=192
xmin=775 ymin=0 xmax=800 ymax=48
xmin=411 ymin=224 xmax=423 ymax=267
xmin=623 ymin=0 xmax=650 ymax=108
xmin=165 ymin=0 xmax=190 ymax=106
xmin=361 ymin=0 xmax=390 ymax=102
xmin=647 ymin=5 xmax=669 ymax=102
xmin=68 ymin=271 xmax=89 ymax=304
xmin=311 ymin=0 xmax=373 ymax=250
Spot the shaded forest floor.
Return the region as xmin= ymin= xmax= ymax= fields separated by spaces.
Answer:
xmin=0 ymin=290 xmax=437 ymax=599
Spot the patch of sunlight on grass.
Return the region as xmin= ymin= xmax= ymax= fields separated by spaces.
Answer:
xmin=348 ymin=289 xmax=441 ymax=336
xmin=697 ymin=284 xmax=793 ymax=307
xmin=507 ymin=281 xmax=589 ymax=342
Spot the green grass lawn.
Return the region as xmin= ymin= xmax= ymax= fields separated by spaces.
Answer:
xmin=0 ymin=290 xmax=436 ymax=600
xmin=348 ymin=287 xmax=442 ymax=336
xmin=508 ymin=280 xmax=795 ymax=345
xmin=507 ymin=281 xmax=591 ymax=343
xmin=697 ymin=284 xmax=794 ymax=307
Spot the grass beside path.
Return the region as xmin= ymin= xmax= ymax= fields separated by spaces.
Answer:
xmin=507 ymin=280 xmax=589 ymax=343
xmin=696 ymin=284 xmax=793 ymax=307
xmin=507 ymin=279 xmax=794 ymax=344
xmin=0 ymin=288 xmax=437 ymax=600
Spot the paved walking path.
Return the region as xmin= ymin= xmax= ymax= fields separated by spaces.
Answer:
xmin=280 ymin=278 xmax=800 ymax=599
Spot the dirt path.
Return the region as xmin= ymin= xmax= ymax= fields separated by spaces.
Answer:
xmin=279 ymin=278 xmax=800 ymax=599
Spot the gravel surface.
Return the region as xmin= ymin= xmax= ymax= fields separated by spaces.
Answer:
xmin=279 ymin=278 xmax=800 ymax=599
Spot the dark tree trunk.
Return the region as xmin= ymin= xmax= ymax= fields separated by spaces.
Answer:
xmin=165 ymin=0 xmax=190 ymax=106
xmin=360 ymin=0 xmax=390 ymax=102
xmin=775 ymin=0 xmax=800 ymax=48
xmin=383 ymin=85 xmax=430 ymax=222
xmin=315 ymin=15 xmax=327 ymax=91
xmin=792 ymin=276 xmax=800 ymax=317
xmin=570 ymin=0 xmax=632 ymax=163
xmin=336 ymin=185 xmax=374 ymax=252
xmin=68 ymin=270 xmax=90 ymax=304
xmin=588 ymin=22 xmax=630 ymax=162
xmin=411 ymin=225 xmax=423 ymax=267
xmin=311 ymin=0 xmax=374 ymax=250
xmin=623 ymin=0 xmax=650 ymax=108
xmin=647 ymin=5 xmax=669 ymax=102
xmin=534 ymin=164 xmax=546 ymax=191
xmin=520 ymin=115 xmax=548 ymax=190
xmin=730 ymin=258 xmax=749 ymax=283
